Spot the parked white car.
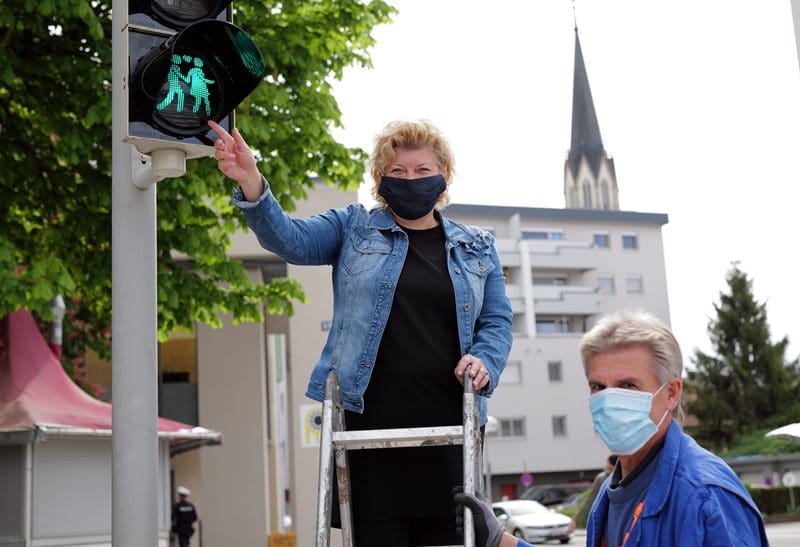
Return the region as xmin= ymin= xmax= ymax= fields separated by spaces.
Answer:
xmin=492 ymin=499 xmax=573 ymax=544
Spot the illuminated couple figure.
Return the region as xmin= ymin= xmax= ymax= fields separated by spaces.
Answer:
xmin=156 ymin=54 xmax=215 ymax=116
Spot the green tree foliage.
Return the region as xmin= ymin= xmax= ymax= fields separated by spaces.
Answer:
xmin=0 ymin=1 xmax=395 ymax=360
xmin=685 ymin=264 xmax=800 ymax=452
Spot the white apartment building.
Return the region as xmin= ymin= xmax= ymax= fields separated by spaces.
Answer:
xmin=444 ymin=203 xmax=669 ymax=501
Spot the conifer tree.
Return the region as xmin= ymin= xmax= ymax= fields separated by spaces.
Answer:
xmin=686 ymin=264 xmax=800 ymax=451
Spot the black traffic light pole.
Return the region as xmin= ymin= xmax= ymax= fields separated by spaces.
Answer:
xmin=112 ymin=1 xmax=160 ymax=545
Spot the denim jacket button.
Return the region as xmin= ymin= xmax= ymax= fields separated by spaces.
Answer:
xmin=455 ymin=267 xmax=461 ymax=274
xmin=463 ymin=304 xmax=470 ymax=311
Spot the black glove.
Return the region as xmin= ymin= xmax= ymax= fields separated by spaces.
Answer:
xmin=453 ymin=488 xmax=504 ymax=547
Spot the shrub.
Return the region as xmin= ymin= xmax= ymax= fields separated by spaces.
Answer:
xmin=747 ymin=486 xmax=798 ymax=515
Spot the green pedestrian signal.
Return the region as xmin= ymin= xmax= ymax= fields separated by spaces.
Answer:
xmin=125 ymin=2 xmax=265 ymax=159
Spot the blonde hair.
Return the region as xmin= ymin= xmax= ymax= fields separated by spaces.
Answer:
xmin=369 ymin=120 xmax=455 ymax=208
xmin=579 ymin=310 xmax=686 ymax=425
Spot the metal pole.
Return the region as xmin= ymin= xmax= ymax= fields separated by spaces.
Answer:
xmin=485 ymin=416 xmax=498 ymax=502
xmin=462 ymin=368 xmax=477 ymax=547
xmin=315 ymin=374 xmax=336 ymax=547
xmin=791 ymin=0 xmax=800 ymax=71
xmin=112 ymin=1 xmax=160 ymax=545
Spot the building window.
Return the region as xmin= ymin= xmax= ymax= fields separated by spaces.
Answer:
xmin=500 ymin=361 xmax=522 ymax=385
xmin=601 ymin=181 xmax=610 ymax=209
xmin=552 ymin=416 xmax=567 ymax=438
xmin=498 ymin=418 xmax=526 ymax=438
xmin=522 ymin=229 xmax=564 ymax=241
xmin=533 ymin=275 xmax=568 ymax=286
xmin=160 ymin=337 xmax=197 ymax=382
xmin=593 ymin=233 xmax=610 ymax=248
xmin=582 ymin=181 xmax=592 ymax=207
xmin=622 ymin=234 xmax=638 ymax=249
xmin=625 ymin=276 xmax=643 ymax=294
xmin=158 ymin=335 xmax=199 ymax=425
xmin=523 ymin=230 xmax=548 ymax=240
xmin=597 ymin=276 xmax=615 ymax=295
xmin=547 ymin=361 xmax=562 ymax=383
xmin=536 ymin=319 xmax=569 ymax=334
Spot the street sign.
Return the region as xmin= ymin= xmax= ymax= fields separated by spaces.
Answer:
xmin=520 ymin=472 xmax=533 ymax=487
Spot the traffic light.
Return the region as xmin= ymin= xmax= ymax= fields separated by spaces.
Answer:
xmin=124 ymin=2 xmax=265 ymax=159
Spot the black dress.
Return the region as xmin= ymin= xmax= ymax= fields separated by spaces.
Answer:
xmin=343 ymin=224 xmax=464 ymax=545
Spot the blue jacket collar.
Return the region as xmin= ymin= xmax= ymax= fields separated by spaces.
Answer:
xmin=641 ymin=420 xmax=682 ymax=517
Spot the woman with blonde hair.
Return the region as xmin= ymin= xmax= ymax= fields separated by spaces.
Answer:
xmin=210 ymin=118 xmax=512 ymax=546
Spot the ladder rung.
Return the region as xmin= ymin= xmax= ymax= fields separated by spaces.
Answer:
xmin=332 ymin=425 xmax=464 ymax=450
xmin=316 ymin=369 xmax=479 ymax=547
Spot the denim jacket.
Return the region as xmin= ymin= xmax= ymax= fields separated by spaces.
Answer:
xmin=233 ymin=179 xmax=513 ymax=424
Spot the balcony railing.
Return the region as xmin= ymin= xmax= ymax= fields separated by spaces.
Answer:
xmin=532 ymin=285 xmax=600 ymax=315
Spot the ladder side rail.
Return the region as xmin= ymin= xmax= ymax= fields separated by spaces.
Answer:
xmin=462 ymin=364 xmax=479 ymax=547
xmin=314 ymin=372 xmax=338 ymax=547
xmin=332 ymin=376 xmax=356 ymax=546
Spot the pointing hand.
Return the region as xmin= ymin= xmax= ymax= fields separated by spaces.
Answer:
xmin=208 ymin=120 xmax=263 ymax=201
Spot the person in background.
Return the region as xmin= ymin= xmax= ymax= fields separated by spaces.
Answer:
xmin=567 ymin=454 xmax=618 ymax=533
xmin=171 ymin=485 xmax=197 ymax=547
xmin=210 ymin=119 xmax=513 ymax=546
xmin=455 ymin=310 xmax=768 ymax=546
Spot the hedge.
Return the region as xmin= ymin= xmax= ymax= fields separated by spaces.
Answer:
xmin=748 ymin=486 xmax=799 ymax=515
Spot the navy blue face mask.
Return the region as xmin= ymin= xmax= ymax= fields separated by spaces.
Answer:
xmin=378 ymin=174 xmax=447 ymax=220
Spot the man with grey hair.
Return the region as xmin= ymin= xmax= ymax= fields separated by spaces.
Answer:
xmin=579 ymin=310 xmax=766 ymax=546
xmin=455 ymin=310 xmax=768 ymax=546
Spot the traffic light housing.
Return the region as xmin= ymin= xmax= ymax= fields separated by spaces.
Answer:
xmin=125 ymin=2 xmax=265 ymax=159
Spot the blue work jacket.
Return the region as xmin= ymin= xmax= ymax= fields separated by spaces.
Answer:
xmin=586 ymin=421 xmax=768 ymax=546
xmin=234 ymin=180 xmax=513 ymax=424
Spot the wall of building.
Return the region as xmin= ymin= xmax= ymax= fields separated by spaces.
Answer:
xmin=282 ymin=183 xmax=354 ymax=547
xmin=446 ymin=204 xmax=670 ymax=498
xmin=197 ymin=311 xmax=270 ymax=546
xmin=197 ymin=185 xmax=357 ymax=545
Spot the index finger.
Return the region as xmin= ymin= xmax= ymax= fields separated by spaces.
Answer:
xmin=207 ymin=120 xmax=233 ymax=144
xmin=453 ymin=357 xmax=472 ymax=378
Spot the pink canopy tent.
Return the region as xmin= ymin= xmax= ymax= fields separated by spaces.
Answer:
xmin=0 ymin=309 xmax=220 ymax=451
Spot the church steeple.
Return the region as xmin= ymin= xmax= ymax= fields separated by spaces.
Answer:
xmin=564 ymin=27 xmax=619 ymax=210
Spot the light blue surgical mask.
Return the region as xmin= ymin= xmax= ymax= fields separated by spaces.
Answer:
xmin=588 ymin=382 xmax=670 ymax=455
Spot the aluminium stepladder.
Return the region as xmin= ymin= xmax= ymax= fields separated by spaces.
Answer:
xmin=314 ymin=367 xmax=483 ymax=547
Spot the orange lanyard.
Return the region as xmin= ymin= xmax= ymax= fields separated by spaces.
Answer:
xmin=601 ymin=500 xmax=644 ymax=547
